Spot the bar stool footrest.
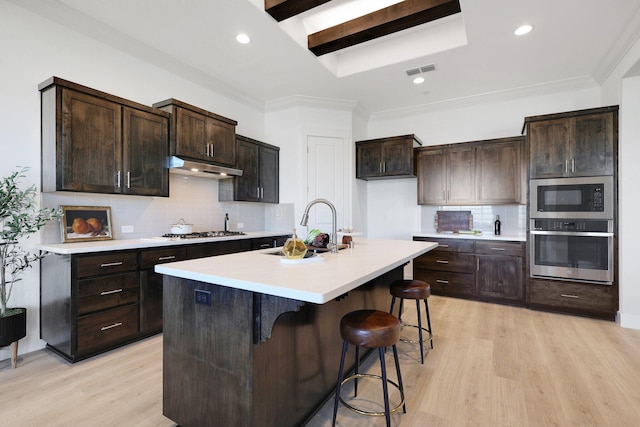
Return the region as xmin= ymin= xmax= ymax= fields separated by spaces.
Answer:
xmin=338 ymin=373 xmax=405 ymax=417
xmin=399 ymin=323 xmax=433 ymax=345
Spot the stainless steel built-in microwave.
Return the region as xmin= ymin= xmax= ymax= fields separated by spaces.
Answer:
xmin=530 ymin=176 xmax=614 ymax=219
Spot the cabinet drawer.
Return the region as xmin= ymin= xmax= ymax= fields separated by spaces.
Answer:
xmin=529 ymin=280 xmax=615 ymax=314
xmin=77 ymin=252 xmax=138 ymax=278
xmin=140 ymin=247 xmax=187 ymax=269
xmin=252 ymin=236 xmax=289 ymax=250
xmin=414 ymin=252 xmax=475 ymax=273
xmin=77 ymin=304 xmax=139 ymax=353
xmin=414 ymin=269 xmax=475 ymax=297
xmin=78 ymin=272 xmax=139 ymax=315
xmin=413 ymin=237 xmax=474 ymax=253
xmin=475 ymin=241 xmax=523 ymax=257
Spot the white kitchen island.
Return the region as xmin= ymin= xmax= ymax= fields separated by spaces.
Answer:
xmin=156 ymin=238 xmax=436 ymax=427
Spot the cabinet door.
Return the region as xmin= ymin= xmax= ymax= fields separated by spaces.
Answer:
xmin=207 ymin=117 xmax=236 ymax=166
xmin=476 ymin=140 xmax=521 ymax=204
xmin=356 ymin=141 xmax=382 ymax=179
xmin=476 ymin=255 xmax=523 ymax=301
xmin=259 ymin=145 xmax=279 ymax=203
xmin=447 ymin=147 xmax=475 ymax=204
xmin=529 ymin=118 xmax=571 ymax=178
xmin=381 ymin=138 xmax=413 ymax=176
xmin=60 ymin=88 xmax=122 ymax=193
xmin=174 ymin=107 xmax=207 ymax=160
xmin=417 ymin=149 xmax=446 ymax=204
xmin=235 ymin=138 xmax=260 ymax=201
xmin=122 ymin=107 xmax=169 ymax=196
xmin=572 ymin=113 xmax=614 ymax=176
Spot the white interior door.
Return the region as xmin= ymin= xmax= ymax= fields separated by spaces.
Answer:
xmin=306 ymin=135 xmax=345 ymax=239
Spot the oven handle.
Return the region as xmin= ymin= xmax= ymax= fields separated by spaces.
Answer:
xmin=530 ymin=230 xmax=614 ymax=237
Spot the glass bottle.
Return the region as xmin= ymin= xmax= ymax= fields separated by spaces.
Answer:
xmin=282 ymin=228 xmax=308 ymax=259
xmin=494 ymin=215 xmax=501 ymax=236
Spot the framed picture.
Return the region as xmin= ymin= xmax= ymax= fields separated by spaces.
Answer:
xmin=61 ymin=206 xmax=113 ymax=243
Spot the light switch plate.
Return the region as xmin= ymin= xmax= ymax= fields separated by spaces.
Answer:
xmin=121 ymin=225 xmax=134 ymax=233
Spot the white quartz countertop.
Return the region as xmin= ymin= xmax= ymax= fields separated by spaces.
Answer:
xmin=37 ymin=231 xmax=291 ymax=254
xmin=155 ymin=238 xmax=437 ymax=304
xmin=413 ymin=232 xmax=526 ymax=242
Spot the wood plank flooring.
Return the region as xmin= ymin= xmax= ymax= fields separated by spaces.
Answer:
xmin=2 ymin=296 xmax=640 ymax=426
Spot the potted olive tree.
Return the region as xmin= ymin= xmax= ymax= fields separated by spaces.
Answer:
xmin=1 ymin=167 xmax=59 ymax=368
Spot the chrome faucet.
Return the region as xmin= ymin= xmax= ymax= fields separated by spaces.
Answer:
xmin=300 ymin=198 xmax=338 ymax=253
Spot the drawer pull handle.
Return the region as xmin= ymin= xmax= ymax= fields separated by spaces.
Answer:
xmin=100 ymin=261 xmax=124 ymax=267
xmin=100 ymin=288 xmax=123 ymax=296
xmin=259 ymin=243 xmax=271 ymax=248
xmin=436 ymin=279 xmax=449 ymax=284
xmin=158 ymin=256 xmax=176 ymax=261
xmin=561 ymin=294 xmax=579 ymax=299
xmin=101 ymin=322 xmax=123 ymax=331
xmin=490 ymin=247 xmax=506 ymax=251
xmin=438 ymin=244 xmax=449 ymax=248
xmin=436 ymin=260 xmax=449 ymax=264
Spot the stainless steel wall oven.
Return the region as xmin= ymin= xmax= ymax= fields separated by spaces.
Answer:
xmin=530 ymin=219 xmax=614 ymax=284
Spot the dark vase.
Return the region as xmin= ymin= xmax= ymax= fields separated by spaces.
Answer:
xmin=0 ymin=307 xmax=27 ymax=347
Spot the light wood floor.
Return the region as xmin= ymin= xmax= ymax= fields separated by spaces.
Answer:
xmin=2 ymin=296 xmax=640 ymax=427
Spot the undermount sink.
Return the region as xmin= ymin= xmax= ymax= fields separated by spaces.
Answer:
xmin=265 ymin=244 xmax=347 ymax=256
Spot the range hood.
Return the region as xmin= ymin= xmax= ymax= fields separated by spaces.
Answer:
xmin=168 ymin=156 xmax=242 ymax=179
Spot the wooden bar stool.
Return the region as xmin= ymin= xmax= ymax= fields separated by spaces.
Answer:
xmin=389 ymin=279 xmax=433 ymax=364
xmin=332 ymin=309 xmax=406 ymax=427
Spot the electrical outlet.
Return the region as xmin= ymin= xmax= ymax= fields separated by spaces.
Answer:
xmin=195 ymin=289 xmax=211 ymax=306
xmin=121 ymin=225 xmax=134 ymax=233
xmin=237 ymin=222 xmax=244 ymax=229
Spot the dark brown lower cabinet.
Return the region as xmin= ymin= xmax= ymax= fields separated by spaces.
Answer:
xmin=528 ymin=279 xmax=616 ymax=319
xmin=412 ymin=237 xmax=525 ymax=306
xmin=41 ymin=235 xmax=290 ymax=362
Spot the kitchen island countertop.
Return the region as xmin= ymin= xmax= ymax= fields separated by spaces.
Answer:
xmin=156 ymin=238 xmax=437 ymax=304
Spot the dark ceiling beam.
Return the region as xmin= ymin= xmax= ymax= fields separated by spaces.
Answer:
xmin=308 ymin=0 xmax=462 ymax=56
xmin=265 ymin=0 xmax=332 ymax=22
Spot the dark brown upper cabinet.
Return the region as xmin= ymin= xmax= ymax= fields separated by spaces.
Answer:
xmin=476 ymin=137 xmax=525 ymax=205
xmin=526 ymin=106 xmax=618 ymax=179
xmin=416 ymin=136 xmax=525 ymax=205
xmin=219 ymin=135 xmax=279 ymax=203
xmin=40 ymin=77 xmax=169 ymax=196
xmin=153 ymin=99 xmax=237 ymax=167
xmin=356 ymin=134 xmax=422 ymax=180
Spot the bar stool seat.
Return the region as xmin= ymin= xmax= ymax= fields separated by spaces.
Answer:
xmin=332 ymin=310 xmax=406 ymax=427
xmin=389 ymin=279 xmax=433 ymax=364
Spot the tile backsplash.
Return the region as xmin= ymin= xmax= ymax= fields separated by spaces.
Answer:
xmin=420 ymin=204 xmax=526 ymax=234
xmin=40 ymin=174 xmax=294 ymax=243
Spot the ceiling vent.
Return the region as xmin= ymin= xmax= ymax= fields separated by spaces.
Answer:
xmin=405 ymin=63 xmax=436 ymax=76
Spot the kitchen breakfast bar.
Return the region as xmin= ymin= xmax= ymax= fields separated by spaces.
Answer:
xmin=155 ymin=238 xmax=436 ymax=427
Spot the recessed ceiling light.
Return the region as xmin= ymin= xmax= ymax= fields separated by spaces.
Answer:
xmin=413 ymin=76 xmax=425 ymax=84
xmin=236 ymin=33 xmax=251 ymax=44
xmin=514 ymin=24 xmax=533 ymax=36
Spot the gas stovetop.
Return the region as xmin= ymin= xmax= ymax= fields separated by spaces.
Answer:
xmin=162 ymin=231 xmax=246 ymax=239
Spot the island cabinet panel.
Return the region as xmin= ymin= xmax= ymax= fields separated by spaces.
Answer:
xmin=527 ymin=106 xmax=617 ymax=178
xmin=153 ymin=98 xmax=237 ymax=166
xmin=39 ymin=77 xmax=170 ymax=196
xmin=356 ymin=134 xmax=422 ymax=180
xmin=162 ymin=267 xmax=402 ymax=427
xmin=416 ymin=136 xmax=525 ymax=205
xmin=251 ymin=235 xmax=290 ymax=250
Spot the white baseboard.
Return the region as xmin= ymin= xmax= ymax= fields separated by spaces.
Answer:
xmin=619 ymin=312 xmax=640 ymax=330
